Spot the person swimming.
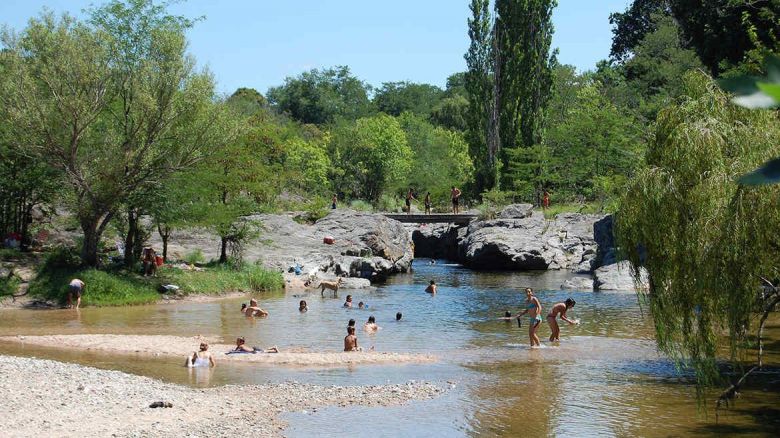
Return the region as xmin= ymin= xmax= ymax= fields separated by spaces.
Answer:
xmin=358 ymin=301 xmax=365 ymax=309
xmin=241 ymin=303 xmax=247 ymax=314
xmin=245 ymin=299 xmax=269 ymax=317
xmin=364 ymin=315 xmax=379 ymax=332
xmin=348 ymin=318 xmax=356 ymax=328
xmin=425 ymin=280 xmax=437 ymax=294
xmin=299 ymin=300 xmax=308 ymax=312
xmin=396 ymin=312 xmax=403 ymax=321
xmin=186 ymin=342 xmax=215 ymax=367
xmin=344 ymin=326 xmax=361 ymax=351
xmin=516 ymin=288 xmax=542 ymax=347
xmin=344 ymin=295 xmax=353 ymax=308
xmin=547 ymin=298 xmax=577 ymax=342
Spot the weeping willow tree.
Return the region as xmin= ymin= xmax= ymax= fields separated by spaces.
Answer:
xmin=616 ymin=70 xmax=780 ymax=398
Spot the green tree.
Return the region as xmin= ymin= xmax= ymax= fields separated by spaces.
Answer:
xmin=617 ymin=71 xmax=780 ymax=391
xmin=608 ymin=0 xmax=669 ymax=62
xmin=267 ymin=66 xmax=374 ymax=125
xmin=373 ymin=81 xmax=444 ymax=117
xmin=0 ymin=2 xmax=231 ymax=266
xmin=431 ymin=94 xmax=469 ymax=131
xmin=228 ymin=87 xmax=267 ymax=116
xmin=329 ymin=114 xmax=412 ymax=202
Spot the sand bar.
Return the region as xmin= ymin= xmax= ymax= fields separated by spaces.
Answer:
xmin=0 ymin=334 xmax=437 ymax=366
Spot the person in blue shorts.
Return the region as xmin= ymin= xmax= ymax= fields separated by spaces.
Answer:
xmin=516 ymin=288 xmax=542 ymax=347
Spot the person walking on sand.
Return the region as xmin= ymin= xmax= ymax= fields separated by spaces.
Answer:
xmin=424 ymin=192 xmax=432 ymax=215
xmin=425 ymin=280 xmax=437 ymax=294
xmin=405 ymin=187 xmax=416 ymax=215
xmin=67 ymin=278 xmax=85 ymax=309
xmin=344 ymin=326 xmax=361 ymax=351
xmin=451 ymin=186 xmax=462 ymax=214
xmin=186 ymin=342 xmax=216 ymax=367
xmin=547 ymin=298 xmax=577 ymax=342
xmin=516 ymin=288 xmax=543 ymax=347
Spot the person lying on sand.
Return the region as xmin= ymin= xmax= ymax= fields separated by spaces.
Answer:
xmin=344 ymin=326 xmax=361 ymax=351
xmin=343 ymin=295 xmax=353 ymax=308
xmin=228 ymin=337 xmax=279 ymax=354
xmin=364 ymin=315 xmax=380 ymax=332
xmin=186 ymin=342 xmax=216 ymax=367
xmin=425 ymin=280 xmax=437 ymax=294
xmin=547 ymin=298 xmax=578 ymax=342
xmin=245 ymin=299 xmax=269 ymax=317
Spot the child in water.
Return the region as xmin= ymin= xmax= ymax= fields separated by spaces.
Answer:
xmin=547 ymin=298 xmax=577 ymax=342
xmin=364 ymin=315 xmax=379 ymax=332
xmin=299 ymin=300 xmax=308 ymax=312
xmin=344 ymin=295 xmax=353 ymax=308
xmin=425 ymin=280 xmax=437 ymax=294
xmin=344 ymin=326 xmax=361 ymax=351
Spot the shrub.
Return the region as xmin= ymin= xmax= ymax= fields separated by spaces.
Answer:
xmin=349 ymin=199 xmax=373 ymax=212
xmin=183 ymin=249 xmax=205 ymax=265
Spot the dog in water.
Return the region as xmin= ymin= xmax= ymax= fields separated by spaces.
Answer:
xmin=320 ymin=278 xmax=343 ymax=297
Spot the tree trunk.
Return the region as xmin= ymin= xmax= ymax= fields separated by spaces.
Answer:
xmin=124 ymin=207 xmax=137 ymax=267
xmin=219 ymin=236 xmax=228 ymax=264
xmin=80 ymin=211 xmax=114 ymax=268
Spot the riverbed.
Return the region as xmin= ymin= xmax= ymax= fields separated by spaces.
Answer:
xmin=1 ymin=261 xmax=778 ymax=437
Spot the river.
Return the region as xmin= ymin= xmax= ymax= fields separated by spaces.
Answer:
xmin=1 ymin=261 xmax=778 ymax=437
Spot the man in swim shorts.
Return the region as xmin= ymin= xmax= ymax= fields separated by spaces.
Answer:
xmin=547 ymin=298 xmax=577 ymax=342
xmin=67 ymin=278 xmax=85 ymax=309
xmin=451 ymin=186 xmax=462 ymax=214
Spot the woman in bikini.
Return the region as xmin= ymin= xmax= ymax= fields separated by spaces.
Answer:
xmin=516 ymin=288 xmax=543 ymax=347
xmin=186 ymin=342 xmax=216 ymax=367
xmin=547 ymin=298 xmax=576 ymax=342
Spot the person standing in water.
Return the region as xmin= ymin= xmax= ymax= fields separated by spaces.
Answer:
xmin=67 ymin=278 xmax=85 ymax=309
xmin=344 ymin=326 xmax=361 ymax=351
xmin=405 ymin=187 xmax=416 ymax=215
xmin=425 ymin=280 xmax=437 ymax=294
xmin=516 ymin=288 xmax=543 ymax=347
xmin=450 ymin=186 xmax=462 ymax=214
xmin=547 ymin=298 xmax=577 ymax=342
xmin=424 ymin=192 xmax=432 ymax=215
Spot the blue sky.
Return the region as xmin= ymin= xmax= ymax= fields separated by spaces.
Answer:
xmin=0 ymin=0 xmax=630 ymax=94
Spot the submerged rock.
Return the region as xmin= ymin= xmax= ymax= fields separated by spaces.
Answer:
xmin=593 ymin=261 xmax=649 ymax=291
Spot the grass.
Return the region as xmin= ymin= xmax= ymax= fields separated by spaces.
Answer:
xmin=27 ymin=251 xmax=284 ymax=307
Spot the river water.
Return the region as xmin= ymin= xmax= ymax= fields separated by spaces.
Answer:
xmin=1 ymin=261 xmax=778 ymax=437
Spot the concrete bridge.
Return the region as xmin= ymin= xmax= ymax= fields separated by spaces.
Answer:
xmin=383 ymin=213 xmax=478 ymax=225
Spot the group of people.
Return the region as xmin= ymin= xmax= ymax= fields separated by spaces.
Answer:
xmin=186 ymin=337 xmax=281 ymax=368
xmin=404 ymin=186 xmax=462 ymax=215
xmin=511 ymin=288 xmax=577 ymax=347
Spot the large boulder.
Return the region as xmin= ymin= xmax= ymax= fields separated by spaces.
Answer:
xmin=498 ymin=203 xmax=534 ymax=219
xmin=593 ymin=215 xmax=617 ymax=268
xmin=411 ymin=224 xmax=461 ymax=260
xmin=458 ymin=212 xmax=605 ymax=272
xmin=149 ymin=210 xmax=414 ymax=284
xmin=593 ymin=261 xmax=649 ymax=291
xmin=560 ymin=276 xmax=594 ymax=291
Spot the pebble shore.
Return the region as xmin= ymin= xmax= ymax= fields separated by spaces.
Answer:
xmin=0 ymin=355 xmax=444 ymax=437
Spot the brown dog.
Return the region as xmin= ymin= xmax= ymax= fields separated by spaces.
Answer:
xmin=320 ymin=278 xmax=343 ymax=297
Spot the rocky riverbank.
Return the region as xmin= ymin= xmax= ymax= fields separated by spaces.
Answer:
xmin=412 ymin=204 xmax=648 ymax=291
xmin=0 ymin=355 xmax=444 ymax=437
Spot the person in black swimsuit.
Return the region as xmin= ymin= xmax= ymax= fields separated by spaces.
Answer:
xmin=451 ymin=186 xmax=462 ymax=214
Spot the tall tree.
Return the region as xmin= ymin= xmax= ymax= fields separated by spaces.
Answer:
xmin=609 ymin=0 xmax=670 ymax=62
xmin=373 ymin=81 xmax=444 ymax=117
xmin=0 ymin=1 xmax=232 ymax=266
xmin=266 ymin=66 xmax=374 ymax=125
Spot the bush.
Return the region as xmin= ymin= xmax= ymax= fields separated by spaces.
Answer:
xmin=28 ymin=266 xmax=159 ymax=307
xmin=377 ymin=194 xmax=403 ymax=212
xmin=162 ymin=264 xmax=283 ymax=294
xmin=183 ymin=249 xmax=205 ymax=265
xmin=0 ymin=276 xmax=20 ymax=297
xmin=349 ymin=199 xmax=373 ymax=212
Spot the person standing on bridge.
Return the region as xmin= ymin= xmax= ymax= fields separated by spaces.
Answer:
xmin=424 ymin=192 xmax=432 ymax=215
xmin=405 ymin=187 xmax=416 ymax=215
xmin=451 ymin=186 xmax=462 ymax=214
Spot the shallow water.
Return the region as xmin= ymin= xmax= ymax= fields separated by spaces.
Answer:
xmin=1 ymin=261 xmax=778 ymax=437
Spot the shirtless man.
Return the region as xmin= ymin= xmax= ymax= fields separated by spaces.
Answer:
xmin=405 ymin=187 xmax=416 ymax=215
xmin=245 ymin=298 xmax=269 ymax=317
xmin=451 ymin=186 xmax=462 ymax=214
xmin=424 ymin=192 xmax=432 ymax=215
xmin=425 ymin=280 xmax=437 ymax=294
xmin=186 ymin=342 xmax=216 ymax=367
xmin=547 ymin=298 xmax=577 ymax=342
xmin=344 ymin=326 xmax=361 ymax=351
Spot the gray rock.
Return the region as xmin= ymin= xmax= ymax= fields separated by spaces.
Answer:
xmin=593 ymin=261 xmax=649 ymax=291
xmin=560 ymin=276 xmax=594 ymax=291
xmin=498 ymin=203 xmax=534 ymax=219
xmin=411 ymin=224 xmax=461 ymax=260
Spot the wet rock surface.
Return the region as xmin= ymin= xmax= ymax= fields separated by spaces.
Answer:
xmin=593 ymin=261 xmax=649 ymax=291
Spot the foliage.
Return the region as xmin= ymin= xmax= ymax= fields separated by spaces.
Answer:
xmin=267 ymin=66 xmax=374 ymax=124
xmin=162 ymin=264 xmax=283 ymax=294
xmin=0 ymin=1 xmax=232 ymax=266
xmin=616 ymin=71 xmax=780 ymax=390
xmin=329 ymin=114 xmax=413 ymax=202
xmin=284 ymin=137 xmax=332 ymax=193
xmin=28 ymin=265 xmax=160 ymax=307
xmin=182 ymin=249 xmax=205 ymax=265
xmin=349 ymin=200 xmax=374 ymax=212
xmin=373 ymin=81 xmax=444 ymax=117
xmin=608 ymin=0 xmax=669 ymax=62
xmin=431 ymin=94 xmax=469 ymax=131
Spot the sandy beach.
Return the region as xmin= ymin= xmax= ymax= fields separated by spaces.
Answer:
xmin=0 ymin=355 xmax=444 ymax=437
xmin=0 ymin=334 xmax=437 ymax=366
